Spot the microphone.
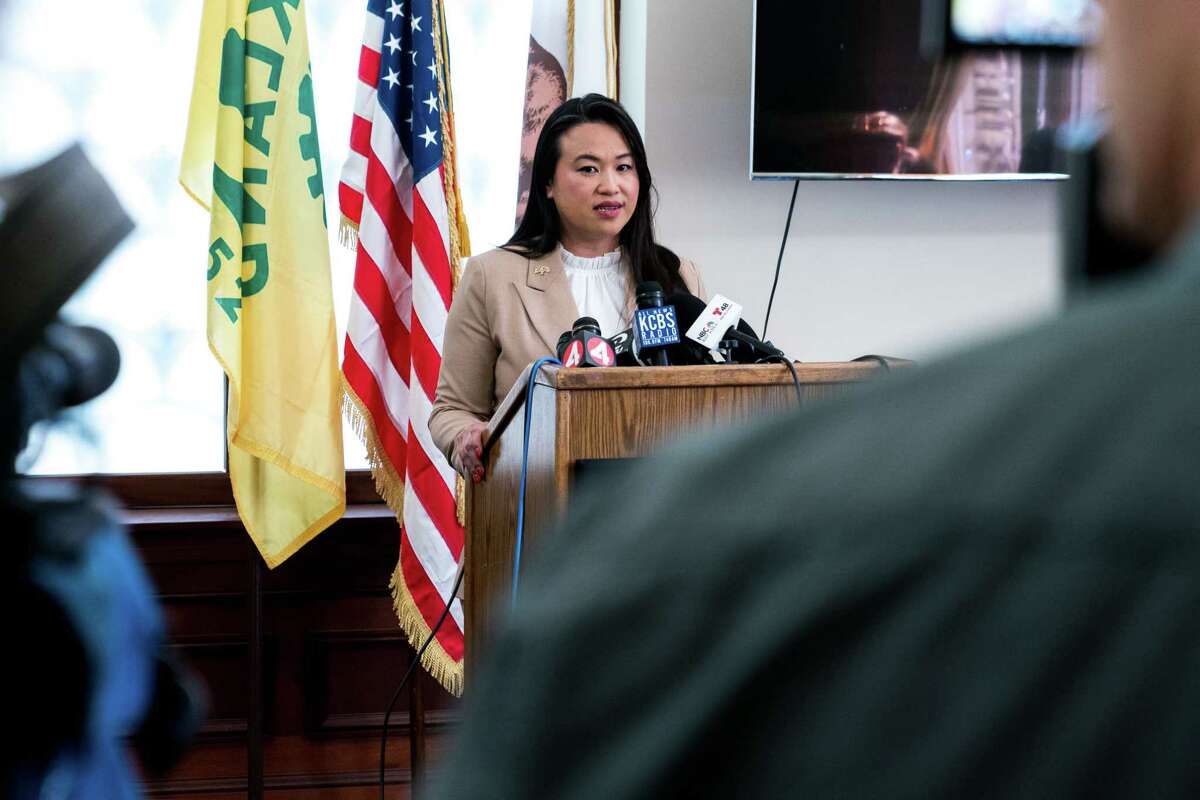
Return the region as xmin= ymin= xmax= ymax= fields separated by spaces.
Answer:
xmin=632 ymin=282 xmax=680 ymax=366
xmin=667 ymin=292 xmax=785 ymax=363
xmin=683 ymin=294 xmax=745 ymax=351
xmin=556 ymin=316 xmax=616 ymax=368
xmin=607 ymin=328 xmax=642 ymax=367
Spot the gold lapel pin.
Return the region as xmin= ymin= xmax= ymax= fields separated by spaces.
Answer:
xmin=533 ymin=265 xmax=550 ymax=276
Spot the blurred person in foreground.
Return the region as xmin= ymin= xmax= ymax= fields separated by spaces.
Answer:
xmin=432 ymin=0 xmax=1200 ymax=797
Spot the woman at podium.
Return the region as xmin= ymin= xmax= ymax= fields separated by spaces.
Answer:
xmin=430 ymin=93 xmax=707 ymax=483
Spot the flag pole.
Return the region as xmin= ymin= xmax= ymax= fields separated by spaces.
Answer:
xmin=409 ymin=671 xmax=427 ymax=795
xmin=228 ymin=372 xmax=265 ymax=799
xmin=248 ymin=547 xmax=265 ymax=799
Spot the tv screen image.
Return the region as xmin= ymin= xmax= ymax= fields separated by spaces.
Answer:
xmin=751 ymin=0 xmax=1103 ymax=179
xmin=951 ymin=0 xmax=1103 ymax=48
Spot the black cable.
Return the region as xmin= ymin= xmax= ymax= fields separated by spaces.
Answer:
xmin=379 ymin=564 xmax=465 ymax=799
xmin=760 ymin=354 xmax=803 ymax=406
xmin=852 ymin=354 xmax=892 ymax=372
xmin=762 ymin=179 xmax=800 ymax=342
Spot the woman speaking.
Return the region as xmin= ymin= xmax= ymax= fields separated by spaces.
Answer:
xmin=429 ymin=93 xmax=707 ymax=483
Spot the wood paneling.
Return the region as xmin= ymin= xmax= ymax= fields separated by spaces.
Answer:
xmin=87 ymin=469 xmax=383 ymax=510
xmin=125 ymin=493 xmax=460 ymax=799
xmin=550 ymin=361 xmax=886 ymax=389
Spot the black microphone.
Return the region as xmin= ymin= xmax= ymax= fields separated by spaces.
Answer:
xmin=556 ymin=318 xmax=599 ymax=361
xmin=607 ymin=328 xmax=641 ymax=367
xmin=557 ymin=316 xmax=616 ymax=368
xmin=632 ymin=282 xmax=680 ymax=367
xmin=555 ymin=330 xmax=573 ymax=361
xmin=666 ymin=292 xmax=784 ymax=363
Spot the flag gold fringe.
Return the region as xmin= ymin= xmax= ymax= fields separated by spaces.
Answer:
xmin=434 ymin=0 xmax=471 ymax=290
xmin=436 ymin=0 xmax=469 ymax=520
xmin=455 ymin=474 xmax=466 ymax=527
xmin=567 ymin=1 xmax=619 ymax=99
xmin=390 ymin=558 xmax=465 ymax=697
xmin=339 ymin=215 xmax=360 ymax=251
xmin=342 ymin=376 xmax=406 ymax=518
xmin=348 ymin=352 xmax=471 ymax=697
xmin=566 ymin=0 xmax=576 ymax=93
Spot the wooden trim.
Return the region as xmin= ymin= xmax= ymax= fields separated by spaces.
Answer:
xmin=168 ymin=635 xmax=255 ymax=740
xmin=483 ymin=362 xmax=891 ymax=452
xmin=144 ymin=768 xmax=414 ymax=796
xmin=122 ymin=503 xmax=394 ymax=529
xmin=551 ymin=362 xmax=887 ymax=388
xmin=63 ymin=469 xmax=384 ymax=510
xmin=302 ymin=629 xmax=448 ymax=738
xmin=314 ymin=708 xmax=458 ymax=736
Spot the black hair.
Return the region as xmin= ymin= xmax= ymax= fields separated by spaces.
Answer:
xmin=503 ymin=93 xmax=687 ymax=295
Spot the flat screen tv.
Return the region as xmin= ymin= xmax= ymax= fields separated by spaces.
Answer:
xmin=750 ymin=0 xmax=1103 ymax=180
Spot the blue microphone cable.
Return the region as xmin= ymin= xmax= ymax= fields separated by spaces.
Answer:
xmin=512 ymin=357 xmax=561 ymax=608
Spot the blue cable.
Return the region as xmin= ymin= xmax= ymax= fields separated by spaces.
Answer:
xmin=511 ymin=357 xmax=561 ymax=608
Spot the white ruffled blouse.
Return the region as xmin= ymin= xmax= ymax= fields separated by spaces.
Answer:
xmin=560 ymin=245 xmax=631 ymax=338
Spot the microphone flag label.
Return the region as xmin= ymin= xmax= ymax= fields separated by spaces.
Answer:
xmin=563 ymin=338 xmax=585 ymax=368
xmin=635 ymin=304 xmax=681 ymax=349
xmin=587 ymin=336 xmax=615 ymax=367
xmin=685 ymin=294 xmax=743 ymax=349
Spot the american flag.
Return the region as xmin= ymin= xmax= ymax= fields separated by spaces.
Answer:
xmin=338 ymin=0 xmax=468 ymax=696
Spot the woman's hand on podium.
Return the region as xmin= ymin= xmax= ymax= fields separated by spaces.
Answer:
xmin=451 ymin=421 xmax=488 ymax=483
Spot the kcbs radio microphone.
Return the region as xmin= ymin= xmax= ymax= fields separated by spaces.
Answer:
xmin=557 ymin=316 xmax=617 ymax=369
xmin=633 ymin=281 xmax=680 ymax=366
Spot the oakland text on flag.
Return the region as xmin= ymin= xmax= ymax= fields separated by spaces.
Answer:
xmin=181 ymin=0 xmax=346 ymax=568
xmin=338 ymin=0 xmax=470 ymax=696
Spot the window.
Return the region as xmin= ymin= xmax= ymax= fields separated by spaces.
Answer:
xmin=0 ymin=0 xmax=529 ymax=476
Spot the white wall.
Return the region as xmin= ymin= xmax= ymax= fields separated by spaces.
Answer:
xmin=629 ymin=0 xmax=1063 ymax=362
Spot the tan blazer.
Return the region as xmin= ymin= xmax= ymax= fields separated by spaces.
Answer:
xmin=429 ymin=247 xmax=707 ymax=462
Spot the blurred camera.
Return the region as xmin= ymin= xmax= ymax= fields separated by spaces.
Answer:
xmin=3 ymin=145 xmax=203 ymax=797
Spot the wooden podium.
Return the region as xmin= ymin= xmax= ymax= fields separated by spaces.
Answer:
xmin=463 ymin=361 xmax=886 ymax=676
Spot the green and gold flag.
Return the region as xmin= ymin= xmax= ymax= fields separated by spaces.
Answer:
xmin=181 ymin=0 xmax=345 ymax=567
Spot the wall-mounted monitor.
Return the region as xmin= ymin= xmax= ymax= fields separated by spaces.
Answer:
xmin=751 ymin=0 xmax=1104 ymax=180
